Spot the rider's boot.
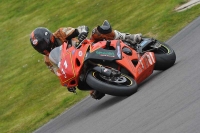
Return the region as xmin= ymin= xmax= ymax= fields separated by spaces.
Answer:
xmin=90 ymin=90 xmax=105 ymax=100
xmin=114 ymin=30 xmax=142 ymax=46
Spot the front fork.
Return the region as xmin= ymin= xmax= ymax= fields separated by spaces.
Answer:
xmin=92 ymin=64 xmax=121 ymax=77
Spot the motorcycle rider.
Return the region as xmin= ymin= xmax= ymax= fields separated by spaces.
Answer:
xmin=30 ymin=25 xmax=89 ymax=71
xmin=30 ymin=20 xmax=142 ymax=100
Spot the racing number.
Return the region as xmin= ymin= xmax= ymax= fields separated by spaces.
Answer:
xmin=61 ymin=60 xmax=68 ymax=78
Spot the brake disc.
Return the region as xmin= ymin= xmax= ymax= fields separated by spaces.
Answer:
xmin=100 ymin=74 xmax=127 ymax=83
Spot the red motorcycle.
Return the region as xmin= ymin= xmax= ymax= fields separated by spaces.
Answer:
xmin=49 ymin=37 xmax=176 ymax=97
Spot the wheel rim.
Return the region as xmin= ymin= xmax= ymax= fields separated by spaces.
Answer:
xmin=156 ymin=44 xmax=170 ymax=54
xmin=93 ymin=72 xmax=133 ymax=86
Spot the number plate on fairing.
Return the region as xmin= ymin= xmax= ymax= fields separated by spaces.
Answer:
xmin=59 ymin=52 xmax=75 ymax=82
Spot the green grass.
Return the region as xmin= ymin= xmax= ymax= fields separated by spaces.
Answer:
xmin=0 ymin=0 xmax=199 ymax=132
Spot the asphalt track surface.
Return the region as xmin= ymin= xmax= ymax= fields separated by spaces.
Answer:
xmin=34 ymin=16 xmax=200 ymax=133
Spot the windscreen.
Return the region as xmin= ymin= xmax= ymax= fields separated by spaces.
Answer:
xmin=49 ymin=46 xmax=61 ymax=67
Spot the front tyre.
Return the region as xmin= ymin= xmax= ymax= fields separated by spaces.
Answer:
xmin=154 ymin=42 xmax=176 ymax=70
xmin=86 ymin=71 xmax=138 ymax=96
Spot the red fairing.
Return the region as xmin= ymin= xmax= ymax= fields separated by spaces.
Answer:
xmin=57 ymin=39 xmax=155 ymax=87
xmin=58 ymin=41 xmax=90 ymax=87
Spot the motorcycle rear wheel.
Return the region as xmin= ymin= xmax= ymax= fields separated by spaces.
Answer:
xmin=86 ymin=71 xmax=138 ymax=96
xmin=154 ymin=42 xmax=176 ymax=70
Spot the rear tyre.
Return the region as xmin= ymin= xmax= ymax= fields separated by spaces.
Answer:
xmin=154 ymin=42 xmax=176 ymax=70
xmin=86 ymin=71 xmax=138 ymax=96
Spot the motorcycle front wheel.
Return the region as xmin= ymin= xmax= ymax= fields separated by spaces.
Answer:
xmin=86 ymin=71 xmax=138 ymax=96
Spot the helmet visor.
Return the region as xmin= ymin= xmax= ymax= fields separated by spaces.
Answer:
xmin=32 ymin=38 xmax=54 ymax=55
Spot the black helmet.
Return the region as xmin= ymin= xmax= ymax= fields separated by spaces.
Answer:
xmin=30 ymin=27 xmax=55 ymax=55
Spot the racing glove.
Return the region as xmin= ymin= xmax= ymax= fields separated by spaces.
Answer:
xmin=78 ymin=32 xmax=88 ymax=42
xmin=77 ymin=25 xmax=89 ymax=42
